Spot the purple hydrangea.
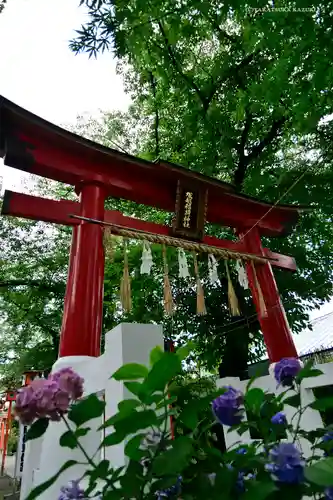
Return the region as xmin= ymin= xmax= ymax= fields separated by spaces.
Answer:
xmin=212 ymin=387 xmax=244 ymax=427
xmin=274 ymin=358 xmax=302 ymax=386
xmin=15 ymin=368 xmax=84 ymax=425
xmin=58 ymin=480 xmax=85 ymax=500
xmin=266 ymin=443 xmax=305 ymax=484
xmin=271 ymin=412 xmax=287 ymax=425
xmin=322 ymin=431 xmax=333 ymax=456
xmin=155 ymin=476 xmax=182 ymax=499
xmin=326 ymin=487 xmax=333 ymax=500
xmin=51 ymin=368 xmax=84 ymax=400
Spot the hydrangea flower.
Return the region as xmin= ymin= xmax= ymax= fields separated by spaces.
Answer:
xmin=226 ymin=463 xmax=256 ymax=493
xmin=15 ymin=368 xmax=84 ymax=425
xmin=212 ymin=387 xmax=244 ymax=426
xmin=322 ymin=431 xmax=333 ymax=457
xmin=58 ymin=480 xmax=85 ymax=500
xmin=325 ymin=486 xmax=333 ymax=500
xmin=274 ymin=358 xmax=302 ymax=386
xmin=155 ymin=476 xmax=182 ymax=499
xmin=271 ymin=412 xmax=287 ymax=425
xmin=51 ymin=368 xmax=84 ymax=400
xmin=266 ymin=443 xmax=305 ymax=484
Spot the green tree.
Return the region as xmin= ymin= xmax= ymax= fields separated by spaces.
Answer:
xmin=70 ymin=0 xmax=333 ymax=363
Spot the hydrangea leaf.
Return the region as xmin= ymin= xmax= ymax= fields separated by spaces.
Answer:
xmin=112 ymin=363 xmax=149 ymax=381
xmin=68 ymin=393 xmax=105 ymax=426
xmin=26 ymin=418 xmax=49 ymax=442
xmin=305 ymin=458 xmax=333 ymax=487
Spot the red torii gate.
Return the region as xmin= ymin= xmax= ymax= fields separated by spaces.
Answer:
xmin=0 ymin=96 xmax=302 ymax=363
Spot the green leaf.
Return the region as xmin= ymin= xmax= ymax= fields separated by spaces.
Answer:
xmin=26 ymin=418 xmax=49 ymax=441
xmin=242 ymin=481 xmax=278 ymax=500
xmin=59 ymin=430 xmax=77 ymax=449
xmin=124 ymin=433 xmax=146 ymax=460
xmin=298 ymin=368 xmax=323 ymax=381
xmin=112 ymin=363 xmax=149 ymax=381
xmin=145 ymin=353 xmax=182 ymax=392
xmin=145 ymin=393 xmax=165 ymax=405
xmin=120 ymin=460 xmax=144 ymax=496
xmin=304 ymin=458 xmax=333 ymax=486
xmin=153 ymin=436 xmax=193 ymax=475
xmin=114 ymin=409 xmax=158 ymax=435
xmin=296 ymin=359 xmax=322 ymax=382
xmin=68 ymin=394 xmax=105 ymax=426
xmin=25 ymin=460 xmax=77 ymax=500
xmin=310 ymin=397 xmax=333 ymax=411
xmin=176 ymin=341 xmax=195 ymax=361
xmin=76 ymin=427 xmax=90 ymax=437
xmin=89 ymin=459 xmax=110 ymax=482
xmin=284 ymin=394 xmax=301 ymax=408
xmin=150 ymin=346 xmax=164 ymax=365
xmin=156 ymin=395 xmax=177 ymax=409
xmin=124 ymin=381 xmax=149 ymax=402
xmin=245 ymin=388 xmax=265 ymax=413
xmin=101 ymin=431 xmax=126 ymax=447
xmin=118 ymin=399 xmax=141 ymax=413
xmin=179 ymin=408 xmax=198 ymax=430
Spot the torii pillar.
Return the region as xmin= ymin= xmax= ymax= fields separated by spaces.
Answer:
xmin=0 ymin=95 xmax=300 ymax=363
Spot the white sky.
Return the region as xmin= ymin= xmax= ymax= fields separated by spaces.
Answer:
xmin=0 ymin=0 xmax=332 ymax=338
xmin=0 ymin=0 xmax=130 ymax=191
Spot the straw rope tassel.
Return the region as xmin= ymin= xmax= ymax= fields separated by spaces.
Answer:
xmin=103 ymin=227 xmax=114 ymax=262
xmin=120 ymin=239 xmax=132 ymax=312
xmin=193 ymin=253 xmax=206 ymax=316
xmin=225 ymin=261 xmax=240 ymax=316
xmin=163 ymin=245 xmax=174 ymax=316
xmin=250 ymin=261 xmax=267 ymax=318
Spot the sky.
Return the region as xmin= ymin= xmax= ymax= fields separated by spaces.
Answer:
xmin=0 ymin=0 xmax=130 ymax=191
xmin=0 ymin=0 xmax=332 ymax=338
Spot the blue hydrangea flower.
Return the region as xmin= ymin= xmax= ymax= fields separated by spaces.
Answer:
xmin=58 ymin=480 xmax=85 ymax=500
xmin=266 ymin=443 xmax=305 ymax=484
xmin=271 ymin=411 xmax=287 ymax=425
xmin=322 ymin=431 xmax=333 ymax=457
xmin=274 ymin=358 xmax=302 ymax=386
xmin=236 ymin=447 xmax=247 ymax=455
xmin=325 ymin=486 xmax=333 ymax=500
xmin=155 ymin=476 xmax=182 ymax=499
xmin=226 ymin=464 xmax=256 ymax=493
xmin=212 ymin=386 xmax=244 ymax=426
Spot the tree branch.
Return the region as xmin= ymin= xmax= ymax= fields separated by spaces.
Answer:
xmin=157 ymin=20 xmax=207 ymax=107
xmin=234 ymin=107 xmax=253 ymax=188
xmin=205 ymin=50 xmax=260 ymax=109
xmin=149 ymin=72 xmax=160 ymax=160
xmin=246 ymin=116 xmax=287 ymax=164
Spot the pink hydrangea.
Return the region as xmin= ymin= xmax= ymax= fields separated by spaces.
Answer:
xmin=15 ymin=368 xmax=84 ymax=425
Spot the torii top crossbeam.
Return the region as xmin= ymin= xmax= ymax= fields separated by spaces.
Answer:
xmin=0 ymin=96 xmax=302 ymax=363
xmin=0 ymin=96 xmax=300 ymax=237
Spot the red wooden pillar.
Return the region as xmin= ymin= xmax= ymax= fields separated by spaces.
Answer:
xmin=59 ymin=183 xmax=106 ymax=358
xmin=0 ymin=420 xmax=4 ymax=450
xmin=242 ymin=227 xmax=298 ymax=362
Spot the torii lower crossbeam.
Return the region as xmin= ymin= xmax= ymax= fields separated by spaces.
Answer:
xmin=2 ymin=190 xmax=298 ymax=362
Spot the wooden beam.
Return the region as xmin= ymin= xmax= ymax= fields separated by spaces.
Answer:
xmin=1 ymin=190 xmax=297 ymax=272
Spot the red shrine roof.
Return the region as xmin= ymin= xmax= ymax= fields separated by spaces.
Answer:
xmin=0 ymin=95 xmax=305 ymax=237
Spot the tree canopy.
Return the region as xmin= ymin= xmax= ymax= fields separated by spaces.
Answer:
xmin=1 ymin=0 xmax=333 ymax=388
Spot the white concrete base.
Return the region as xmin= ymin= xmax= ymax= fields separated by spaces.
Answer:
xmin=218 ymin=361 xmax=332 ymax=457
xmin=20 ymin=323 xmax=164 ymax=500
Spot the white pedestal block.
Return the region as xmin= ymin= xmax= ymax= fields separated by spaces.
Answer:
xmin=20 ymin=323 xmax=163 ymax=500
